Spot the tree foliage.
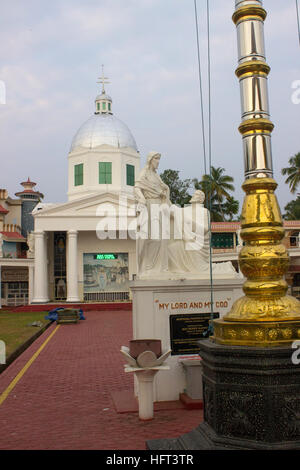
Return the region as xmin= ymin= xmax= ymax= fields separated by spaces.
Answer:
xmin=283 ymin=197 xmax=300 ymax=220
xmin=159 ymin=166 xmax=240 ymax=221
xmin=159 ymin=169 xmax=192 ymax=206
xmin=193 ymin=166 xmax=239 ymax=222
xmin=281 ymin=152 xmax=300 ymax=194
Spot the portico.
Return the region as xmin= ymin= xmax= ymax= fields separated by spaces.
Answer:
xmin=31 ymin=192 xmax=137 ymax=304
xmin=31 ymin=78 xmax=140 ymax=304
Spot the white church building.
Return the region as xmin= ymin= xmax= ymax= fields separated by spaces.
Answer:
xmin=32 ymin=82 xmax=140 ymax=304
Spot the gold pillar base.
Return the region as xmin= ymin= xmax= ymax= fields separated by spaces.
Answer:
xmin=213 ymin=316 xmax=300 ymax=347
xmin=212 ymin=176 xmax=300 ymax=347
xmin=213 ymin=295 xmax=300 ymax=346
xmin=224 ymin=294 xmax=300 ymax=322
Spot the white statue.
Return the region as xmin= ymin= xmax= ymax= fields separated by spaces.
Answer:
xmin=0 ymin=233 xmax=3 ymax=258
xmin=27 ymin=232 xmax=35 ymax=258
xmin=134 ymin=152 xmax=240 ymax=280
xmin=134 ymin=152 xmax=171 ymax=275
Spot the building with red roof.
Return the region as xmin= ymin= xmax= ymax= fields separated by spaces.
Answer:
xmin=0 ymin=180 xmax=43 ymax=307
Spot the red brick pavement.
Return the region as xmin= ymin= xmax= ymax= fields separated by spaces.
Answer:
xmin=0 ymin=310 xmax=203 ymax=450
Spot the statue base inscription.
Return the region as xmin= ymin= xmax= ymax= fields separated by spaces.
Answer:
xmin=130 ymin=278 xmax=243 ymax=402
xmin=169 ymin=313 xmax=219 ymax=356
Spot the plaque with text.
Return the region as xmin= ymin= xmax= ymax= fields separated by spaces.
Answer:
xmin=169 ymin=312 xmax=219 ymax=356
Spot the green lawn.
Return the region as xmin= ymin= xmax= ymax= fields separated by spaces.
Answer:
xmin=0 ymin=311 xmax=50 ymax=358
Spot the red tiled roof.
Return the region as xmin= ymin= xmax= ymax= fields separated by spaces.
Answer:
xmin=0 ymin=204 xmax=9 ymax=214
xmin=284 ymin=221 xmax=300 ymax=227
xmin=211 ymin=222 xmax=240 ymax=232
xmin=0 ymin=231 xmax=26 ymax=241
xmin=210 ymin=221 xmax=300 ymax=232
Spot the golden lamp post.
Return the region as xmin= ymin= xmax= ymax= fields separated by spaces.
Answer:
xmin=213 ymin=0 xmax=300 ymax=347
xmin=147 ymin=0 xmax=300 ymax=451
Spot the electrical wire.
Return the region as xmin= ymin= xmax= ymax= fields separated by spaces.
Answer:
xmin=194 ymin=0 xmax=207 ymax=175
xmin=193 ymin=0 xmax=214 ymax=336
xmin=206 ymin=0 xmax=215 ymax=333
xmin=296 ymin=0 xmax=300 ymax=47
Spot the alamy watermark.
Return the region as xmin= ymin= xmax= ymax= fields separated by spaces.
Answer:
xmin=291 ymin=340 xmax=300 ymax=364
xmin=291 ymin=80 xmax=300 ymax=104
xmin=0 ymin=80 xmax=6 ymax=105
xmin=95 ymin=195 xmax=206 ymax=251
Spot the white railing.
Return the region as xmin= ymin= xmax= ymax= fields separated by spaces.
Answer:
xmin=84 ymin=291 xmax=130 ymax=303
xmin=6 ymin=294 xmax=28 ymax=306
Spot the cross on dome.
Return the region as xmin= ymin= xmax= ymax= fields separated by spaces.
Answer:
xmin=97 ymin=65 xmax=110 ymax=94
xmin=95 ymin=66 xmax=113 ymax=115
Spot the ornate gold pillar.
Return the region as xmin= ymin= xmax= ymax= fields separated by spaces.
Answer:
xmin=213 ymin=0 xmax=300 ymax=346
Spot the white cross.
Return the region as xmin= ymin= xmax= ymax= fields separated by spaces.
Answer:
xmin=97 ymin=65 xmax=110 ymax=93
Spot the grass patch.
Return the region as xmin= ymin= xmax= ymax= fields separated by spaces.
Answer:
xmin=0 ymin=311 xmax=50 ymax=358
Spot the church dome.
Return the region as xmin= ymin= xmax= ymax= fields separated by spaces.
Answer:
xmin=70 ymin=113 xmax=138 ymax=152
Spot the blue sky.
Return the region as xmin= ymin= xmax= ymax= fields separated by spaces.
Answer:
xmin=0 ymin=0 xmax=299 ymax=212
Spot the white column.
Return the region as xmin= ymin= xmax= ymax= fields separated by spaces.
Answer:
xmin=32 ymin=230 xmax=49 ymax=303
xmin=67 ymin=230 xmax=80 ymax=302
xmin=28 ymin=264 xmax=34 ymax=304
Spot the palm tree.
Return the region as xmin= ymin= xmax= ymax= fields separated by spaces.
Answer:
xmin=223 ymin=196 xmax=240 ymax=221
xmin=193 ymin=166 xmax=235 ymax=221
xmin=281 ymin=152 xmax=300 ymax=194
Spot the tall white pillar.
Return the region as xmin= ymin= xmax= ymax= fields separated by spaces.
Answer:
xmin=67 ymin=230 xmax=80 ymax=302
xmin=28 ymin=264 xmax=34 ymax=304
xmin=32 ymin=230 xmax=49 ymax=303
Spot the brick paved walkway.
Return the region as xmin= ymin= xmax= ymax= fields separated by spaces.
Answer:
xmin=0 ymin=310 xmax=203 ymax=450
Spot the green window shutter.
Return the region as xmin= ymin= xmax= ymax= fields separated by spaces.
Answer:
xmin=102 ymin=102 xmax=106 ymax=111
xmin=126 ymin=164 xmax=135 ymax=186
xmin=97 ymin=102 xmax=100 ymax=111
xmin=211 ymin=233 xmax=234 ymax=249
xmin=74 ymin=163 xmax=83 ymax=186
xmin=99 ymin=162 xmax=112 ymax=184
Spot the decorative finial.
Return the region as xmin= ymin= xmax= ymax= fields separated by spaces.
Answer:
xmin=97 ymin=65 xmax=110 ymax=94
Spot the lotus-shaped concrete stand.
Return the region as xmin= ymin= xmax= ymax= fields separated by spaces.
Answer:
xmin=120 ymin=346 xmax=171 ymax=420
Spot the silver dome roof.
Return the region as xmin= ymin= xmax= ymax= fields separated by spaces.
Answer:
xmin=95 ymin=93 xmax=112 ymax=101
xmin=70 ymin=113 xmax=138 ymax=152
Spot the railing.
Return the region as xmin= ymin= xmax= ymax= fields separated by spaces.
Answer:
xmin=84 ymin=291 xmax=130 ymax=302
xmin=2 ymin=223 xmax=22 ymax=234
xmin=6 ymin=294 xmax=28 ymax=306
xmin=212 ymin=248 xmax=236 ymax=253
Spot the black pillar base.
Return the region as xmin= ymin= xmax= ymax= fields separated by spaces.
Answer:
xmin=147 ymin=339 xmax=300 ymax=450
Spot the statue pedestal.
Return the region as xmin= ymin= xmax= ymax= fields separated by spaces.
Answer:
xmin=130 ymin=278 xmax=243 ymax=402
xmin=147 ymin=339 xmax=300 ymax=450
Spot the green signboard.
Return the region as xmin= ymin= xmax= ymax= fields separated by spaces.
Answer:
xmin=94 ymin=253 xmax=117 ymax=260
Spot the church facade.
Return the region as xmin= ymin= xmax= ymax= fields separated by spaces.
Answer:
xmin=32 ymin=85 xmax=140 ymax=304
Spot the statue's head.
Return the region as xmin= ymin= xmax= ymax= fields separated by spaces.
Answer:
xmin=146 ymin=151 xmax=161 ymax=171
xmin=190 ymin=190 xmax=205 ymax=204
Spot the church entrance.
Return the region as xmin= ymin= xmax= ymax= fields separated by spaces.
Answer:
xmin=53 ymin=232 xmax=67 ymax=301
